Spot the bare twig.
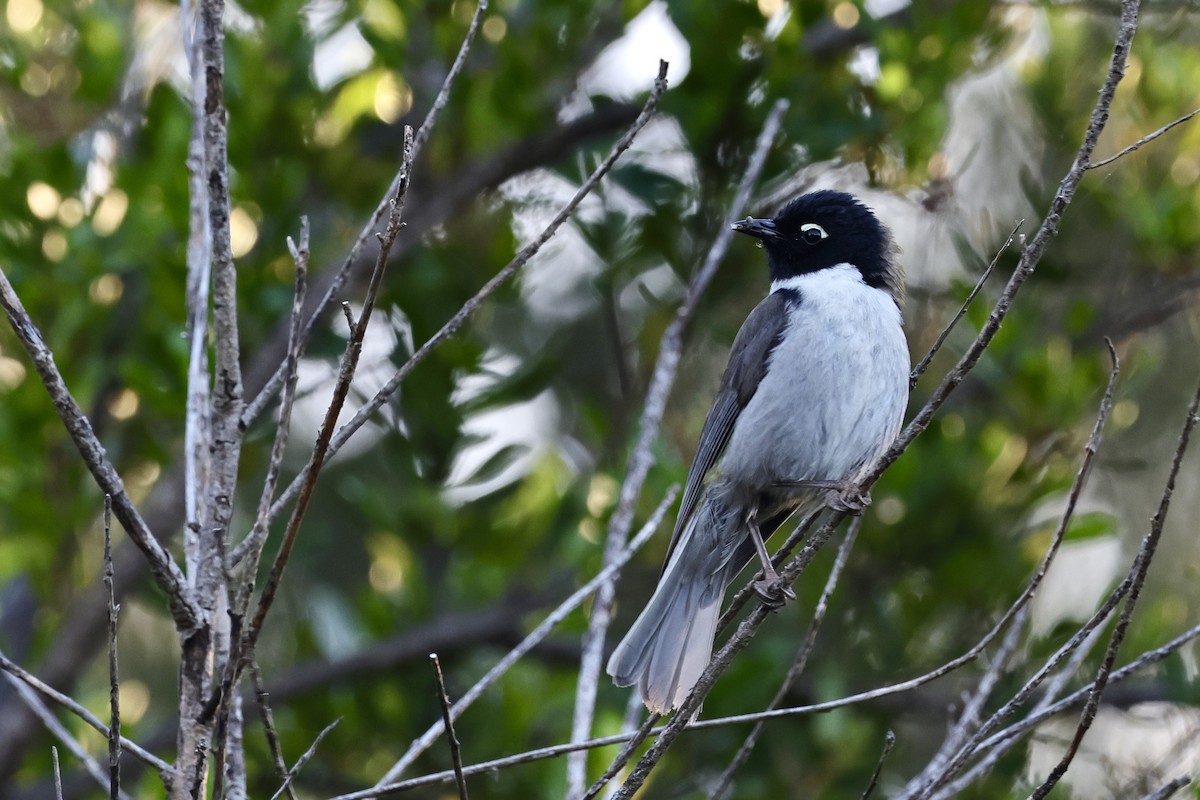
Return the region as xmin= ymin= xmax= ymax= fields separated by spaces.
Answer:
xmin=205 ymin=129 xmax=412 ymax=763
xmin=969 ymin=619 xmax=1200 ymax=762
xmin=52 ymin=746 xmax=63 ymax=800
xmin=868 ymin=0 xmax=1142 ymax=487
xmin=1085 ymin=107 xmax=1200 ymax=170
xmin=913 ymin=545 xmax=1133 ymax=799
xmin=431 ymin=654 xmax=469 ymax=800
xmin=926 ymin=627 xmax=1102 ymax=800
xmin=909 ymin=221 xmax=1022 ymax=388
xmin=1026 ymin=374 xmax=1200 ymax=800
xmin=1138 ymin=775 xmax=1192 ymax=800
xmin=906 ymin=604 xmax=1033 ymax=797
xmin=268 ymin=716 xmax=341 ymax=800
xmin=269 ymin=62 xmax=670 ymax=530
xmin=0 ymin=270 xmax=199 ymax=632
xmin=230 ymin=220 xmax=309 ymax=573
xmin=0 ymin=652 xmax=171 ymax=777
xmin=708 ymin=517 xmax=862 ymax=800
xmin=2 ymin=673 xmax=134 ymax=800
xmin=367 ymin=485 xmax=677 ymax=789
xmin=912 ymin=387 xmax=1200 ymax=800
xmin=241 ymin=126 xmax=415 ymax=669
xmin=342 ymin=610 xmax=1200 ymax=799
xmin=241 ymin=0 xmax=489 ymax=430
xmin=861 ymin=730 xmax=897 ymax=800
xmin=251 ymin=663 xmax=296 ymax=800
xmin=412 ymin=0 xmax=486 ymax=158
xmin=567 ymin=96 xmax=789 ymax=797
xmin=902 ymin=340 xmax=1120 ymax=798
xmin=581 ymin=711 xmax=661 ymax=800
xmin=104 ymin=495 xmax=121 ymax=800
xmin=209 ymin=219 xmax=311 ymax=787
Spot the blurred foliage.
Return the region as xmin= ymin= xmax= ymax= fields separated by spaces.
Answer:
xmin=2 ymin=0 xmax=1200 ymax=797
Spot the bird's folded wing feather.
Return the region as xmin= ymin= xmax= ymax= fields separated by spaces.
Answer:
xmin=662 ymin=290 xmax=794 ymax=567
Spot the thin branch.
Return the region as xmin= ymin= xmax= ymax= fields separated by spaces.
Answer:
xmin=1085 ymin=107 xmax=1200 ymax=170
xmin=412 ymin=0 xmax=486 ymax=158
xmin=913 ymin=385 xmax=1199 ymax=800
xmin=959 ymin=619 xmax=1200 ymax=786
xmin=0 ymin=651 xmax=172 ymax=777
xmin=241 ymin=125 xmax=415 ymax=667
xmin=0 ymin=270 xmax=200 ymax=632
xmin=566 ymin=96 xmax=789 ymax=797
xmin=861 ymin=730 xmax=897 ymax=800
xmin=927 ymin=627 xmax=1102 ymax=800
xmin=326 ymin=617 xmax=1200 ymax=797
xmin=229 ymin=218 xmax=310 ymax=583
xmin=1026 ymin=373 xmax=1200 ymax=800
xmin=868 ymin=0 xmax=1142 ymax=487
xmin=251 ymin=663 xmax=296 ymax=800
xmin=241 ymin=0 xmax=489 ymax=430
xmin=104 ymin=495 xmax=121 ymax=800
xmin=267 ymin=716 xmax=341 ymax=800
xmin=52 ymin=746 xmax=63 ymax=800
xmin=909 ymin=220 xmax=1022 ymax=388
xmin=913 ymin=543 xmax=1133 ymax=799
xmin=431 ymin=654 xmax=469 ymax=800
xmin=581 ymin=711 xmax=660 ymax=800
xmin=708 ymin=517 xmax=862 ymax=800
xmin=1139 ymin=776 xmax=1192 ymax=800
xmin=906 ymin=604 xmax=1033 ymax=797
xmin=366 ymin=485 xmax=678 ymax=790
xmin=902 ymin=339 xmax=1119 ymax=798
xmin=1 ymin=673 xmax=134 ymax=800
xmin=268 ymin=62 xmax=670 ymax=530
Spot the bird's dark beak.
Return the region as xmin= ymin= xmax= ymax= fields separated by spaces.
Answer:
xmin=731 ymin=217 xmax=779 ymax=241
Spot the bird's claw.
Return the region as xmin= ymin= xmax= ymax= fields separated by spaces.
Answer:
xmin=773 ymin=479 xmax=872 ymax=516
xmin=824 ymin=486 xmax=871 ymax=515
xmin=753 ymin=574 xmax=796 ymax=610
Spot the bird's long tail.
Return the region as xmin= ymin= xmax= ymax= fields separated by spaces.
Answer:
xmin=606 ymin=495 xmax=745 ymax=714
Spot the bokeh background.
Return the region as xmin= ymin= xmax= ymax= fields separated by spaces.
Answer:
xmin=1 ymin=0 xmax=1199 ymax=796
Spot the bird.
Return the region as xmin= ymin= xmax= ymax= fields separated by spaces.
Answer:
xmin=606 ymin=190 xmax=910 ymax=714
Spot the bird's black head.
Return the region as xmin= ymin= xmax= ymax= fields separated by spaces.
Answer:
xmin=732 ymin=190 xmax=901 ymax=298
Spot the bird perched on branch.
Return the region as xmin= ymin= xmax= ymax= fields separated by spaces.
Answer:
xmin=607 ymin=190 xmax=910 ymax=714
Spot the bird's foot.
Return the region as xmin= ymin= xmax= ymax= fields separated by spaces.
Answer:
xmin=823 ymin=485 xmax=871 ymax=515
xmin=772 ymin=479 xmax=871 ymax=515
xmin=752 ymin=567 xmax=797 ymax=610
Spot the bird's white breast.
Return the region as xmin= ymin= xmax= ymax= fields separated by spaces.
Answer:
xmin=718 ymin=264 xmax=909 ymax=491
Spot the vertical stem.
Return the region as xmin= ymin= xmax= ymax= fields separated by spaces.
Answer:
xmin=177 ymin=0 xmax=243 ymax=790
xmin=104 ymin=495 xmax=121 ymax=800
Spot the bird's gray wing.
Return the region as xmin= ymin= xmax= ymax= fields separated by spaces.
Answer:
xmin=662 ymin=290 xmax=794 ymax=567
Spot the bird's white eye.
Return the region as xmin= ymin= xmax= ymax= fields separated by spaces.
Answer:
xmin=800 ymin=223 xmax=828 ymax=244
